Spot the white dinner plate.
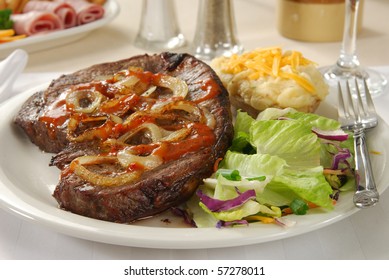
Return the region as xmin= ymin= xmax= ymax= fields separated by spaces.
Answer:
xmin=0 ymin=85 xmax=388 ymax=249
xmin=0 ymin=0 xmax=120 ymax=59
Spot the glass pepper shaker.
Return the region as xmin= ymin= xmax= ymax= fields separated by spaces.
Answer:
xmin=192 ymin=0 xmax=243 ymax=61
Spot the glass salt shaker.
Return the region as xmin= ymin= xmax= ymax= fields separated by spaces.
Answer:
xmin=134 ymin=0 xmax=186 ymax=51
xmin=192 ymin=0 xmax=243 ymax=61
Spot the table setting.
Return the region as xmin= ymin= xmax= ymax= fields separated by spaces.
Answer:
xmin=1 ymin=0 xmax=389 ymax=260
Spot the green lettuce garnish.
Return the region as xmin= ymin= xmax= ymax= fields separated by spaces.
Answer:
xmin=187 ymin=108 xmax=353 ymax=227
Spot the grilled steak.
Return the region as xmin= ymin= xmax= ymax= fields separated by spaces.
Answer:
xmin=14 ymin=52 xmax=233 ymax=223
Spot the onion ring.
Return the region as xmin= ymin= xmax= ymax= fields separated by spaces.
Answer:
xmin=152 ymin=99 xmax=206 ymax=124
xmin=65 ymin=89 xmax=104 ymax=114
xmin=157 ymin=75 xmax=188 ymax=98
xmin=70 ymin=155 xmax=141 ymax=187
xmin=114 ymin=75 xmax=140 ymax=89
xmin=117 ymin=149 xmax=163 ymax=170
xmin=67 ymin=115 xmax=118 ymax=142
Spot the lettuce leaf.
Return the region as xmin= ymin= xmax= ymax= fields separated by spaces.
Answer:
xmin=221 ymin=151 xmax=286 ymax=178
xmin=234 ymin=110 xmax=255 ymax=136
xmin=283 ymin=110 xmax=341 ymax=131
xmin=257 ymin=107 xmax=341 ymax=131
xmin=249 ymin=120 xmax=321 ymax=169
xmin=259 ymin=167 xmax=334 ymax=209
xmin=230 ymin=111 xmax=256 ymax=153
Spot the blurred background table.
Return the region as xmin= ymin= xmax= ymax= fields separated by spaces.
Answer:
xmin=24 ymin=0 xmax=389 ymax=71
xmin=1 ymin=0 xmax=389 ymax=260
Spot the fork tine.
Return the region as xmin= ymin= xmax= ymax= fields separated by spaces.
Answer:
xmin=337 ymin=81 xmax=347 ymax=120
xmin=346 ymin=80 xmax=357 ymax=120
xmin=354 ymin=78 xmax=364 ymax=121
xmin=362 ymin=78 xmax=377 ymax=115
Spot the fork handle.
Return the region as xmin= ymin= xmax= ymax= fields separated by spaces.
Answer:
xmin=353 ymin=128 xmax=379 ymax=208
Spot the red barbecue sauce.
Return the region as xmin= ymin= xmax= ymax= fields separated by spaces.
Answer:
xmin=40 ymin=70 xmax=217 ymax=176
xmin=194 ymin=78 xmax=221 ymax=104
xmin=153 ymin=123 xmax=215 ymax=162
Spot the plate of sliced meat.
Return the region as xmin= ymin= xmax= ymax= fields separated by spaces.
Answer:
xmin=0 ymin=0 xmax=120 ymax=58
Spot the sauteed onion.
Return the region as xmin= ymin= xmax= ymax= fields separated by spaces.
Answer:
xmin=66 ymin=89 xmax=104 ymax=113
xmin=48 ymin=67 xmax=216 ymax=187
xmin=70 ymin=156 xmax=141 ymax=187
xmin=117 ymin=149 xmax=163 ymax=170
xmin=157 ymin=75 xmax=188 ymax=98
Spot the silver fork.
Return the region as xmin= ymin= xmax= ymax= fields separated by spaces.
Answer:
xmin=338 ymin=78 xmax=379 ymax=208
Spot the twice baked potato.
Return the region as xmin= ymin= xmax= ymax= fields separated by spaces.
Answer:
xmin=211 ymin=47 xmax=329 ymax=117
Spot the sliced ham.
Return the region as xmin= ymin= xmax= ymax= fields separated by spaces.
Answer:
xmin=11 ymin=11 xmax=64 ymax=36
xmin=57 ymin=0 xmax=105 ymax=25
xmin=23 ymin=1 xmax=77 ymax=29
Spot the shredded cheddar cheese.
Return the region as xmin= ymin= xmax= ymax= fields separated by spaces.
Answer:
xmin=219 ymin=47 xmax=316 ymax=93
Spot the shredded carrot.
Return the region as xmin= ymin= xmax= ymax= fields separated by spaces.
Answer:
xmin=0 ymin=29 xmax=15 ymax=37
xmin=0 ymin=35 xmax=27 ymax=43
xmin=307 ymin=201 xmax=318 ymax=209
xmin=323 ymin=169 xmax=346 ymax=175
xmin=282 ymin=199 xmax=336 ymax=215
xmin=282 ymin=208 xmax=293 ymax=215
xmin=0 ymin=31 xmax=26 ymax=44
xmin=245 ymin=215 xmax=275 ymax=224
xmin=213 ymin=157 xmax=223 ymax=172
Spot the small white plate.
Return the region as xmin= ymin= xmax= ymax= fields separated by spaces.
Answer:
xmin=0 ymin=0 xmax=120 ymax=59
xmin=0 ymin=85 xmax=388 ymax=249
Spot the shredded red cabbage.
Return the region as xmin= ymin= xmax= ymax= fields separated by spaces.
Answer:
xmin=170 ymin=207 xmax=197 ymax=227
xmin=312 ymin=127 xmax=349 ymax=141
xmin=275 ymin=217 xmax=296 ymax=228
xmin=196 ymin=189 xmax=256 ymax=212
xmin=216 ymin=220 xmax=249 ymax=228
xmin=332 ymin=148 xmax=351 ymax=169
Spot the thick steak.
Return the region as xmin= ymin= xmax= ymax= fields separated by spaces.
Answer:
xmin=14 ymin=52 xmax=233 ymax=223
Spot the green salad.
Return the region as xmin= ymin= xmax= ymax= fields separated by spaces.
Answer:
xmin=184 ymin=108 xmax=355 ymax=228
